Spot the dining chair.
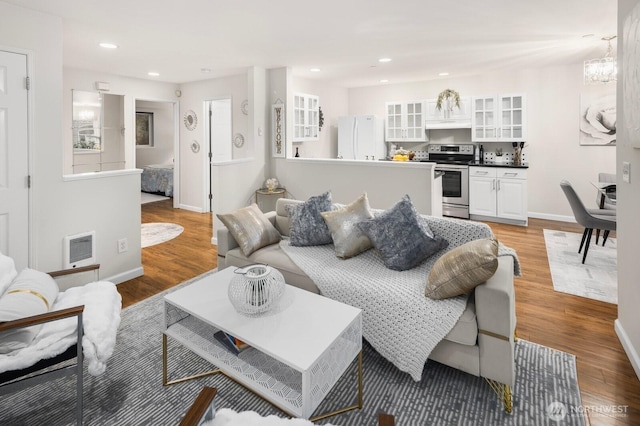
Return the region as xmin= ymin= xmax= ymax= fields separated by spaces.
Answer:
xmin=560 ymin=180 xmax=616 ymax=264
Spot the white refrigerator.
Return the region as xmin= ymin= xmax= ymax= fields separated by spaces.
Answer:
xmin=338 ymin=115 xmax=385 ymax=160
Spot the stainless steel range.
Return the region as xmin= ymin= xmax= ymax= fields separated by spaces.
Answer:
xmin=425 ymin=144 xmax=474 ymax=219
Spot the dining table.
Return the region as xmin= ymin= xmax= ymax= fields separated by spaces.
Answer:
xmin=591 ymin=181 xmax=617 ymax=209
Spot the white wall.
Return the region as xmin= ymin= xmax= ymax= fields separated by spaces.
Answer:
xmin=347 ymin=67 xmax=617 ymax=220
xmin=179 ymin=74 xmax=249 ymax=212
xmin=291 ymin=77 xmax=349 ymax=159
xmin=136 ymin=100 xmax=175 ymax=168
xmin=0 ymin=2 xmax=142 ymax=282
xmin=616 ymin=0 xmax=640 ymax=380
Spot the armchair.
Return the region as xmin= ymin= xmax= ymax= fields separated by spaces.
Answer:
xmin=0 ymin=257 xmax=121 ymax=426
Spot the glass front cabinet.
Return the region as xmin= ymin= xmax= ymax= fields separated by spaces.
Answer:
xmin=472 ymin=94 xmax=526 ymax=142
xmin=385 ymin=101 xmax=428 ymax=142
xmin=293 ymin=93 xmax=319 ymax=142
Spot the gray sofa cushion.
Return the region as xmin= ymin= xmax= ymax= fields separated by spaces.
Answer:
xmin=356 ymin=195 xmax=448 ymax=271
xmin=286 ymin=191 xmax=333 ymax=246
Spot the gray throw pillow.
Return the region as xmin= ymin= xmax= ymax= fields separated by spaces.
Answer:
xmin=357 ymin=195 xmax=449 ymax=271
xmin=286 ymin=191 xmax=334 ymax=246
xmin=425 ymin=237 xmax=499 ymax=300
xmin=217 ymin=204 xmax=281 ymax=256
xmin=321 ymin=193 xmax=374 ymax=259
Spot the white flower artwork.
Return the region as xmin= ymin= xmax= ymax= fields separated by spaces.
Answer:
xmin=579 ymin=90 xmax=616 ymax=146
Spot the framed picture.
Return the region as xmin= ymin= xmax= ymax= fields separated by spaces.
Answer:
xmin=136 ymin=112 xmax=154 ymax=146
xmin=272 ymin=103 xmax=286 ymax=157
xmin=579 ymin=90 xmax=616 ymax=146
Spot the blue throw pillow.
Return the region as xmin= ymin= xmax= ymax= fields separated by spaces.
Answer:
xmin=357 ymin=195 xmax=449 ymax=271
xmin=286 ymin=191 xmax=334 ymax=246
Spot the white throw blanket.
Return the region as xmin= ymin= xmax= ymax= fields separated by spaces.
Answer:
xmin=280 ymin=214 xmax=521 ymax=381
xmin=0 ymin=281 xmax=122 ymax=376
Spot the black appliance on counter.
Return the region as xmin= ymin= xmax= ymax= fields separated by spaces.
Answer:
xmin=422 ymin=144 xmax=475 ymax=219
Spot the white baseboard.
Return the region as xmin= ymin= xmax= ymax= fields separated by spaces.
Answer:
xmin=179 ymin=203 xmax=203 ymax=213
xmin=106 ymin=266 xmax=144 ymax=285
xmin=615 ymin=319 xmax=640 ymax=381
xmin=528 ymin=211 xmax=576 ymax=223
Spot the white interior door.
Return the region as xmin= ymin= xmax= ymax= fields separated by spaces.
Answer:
xmin=0 ymin=51 xmax=29 ymax=269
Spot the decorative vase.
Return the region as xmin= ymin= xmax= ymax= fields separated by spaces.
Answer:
xmin=513 ymin=147 xmax=522 ymax=165
xmin=443 ymin=98 xmax=452 ymax=120
xmin=228 ymin=265 xmax=285 ymax=315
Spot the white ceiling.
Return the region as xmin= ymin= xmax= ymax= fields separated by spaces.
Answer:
xmin=6 ymin=0 xmax=618 ymax=87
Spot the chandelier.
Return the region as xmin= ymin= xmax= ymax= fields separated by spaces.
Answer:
xmin=584 ymin=36 xmax=617 ymax=84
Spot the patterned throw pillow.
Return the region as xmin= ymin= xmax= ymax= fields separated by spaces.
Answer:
xmin=217 ymin=204 xmax=281 ymax=256
xmin=321 ymin=193 xmax=374 ymax=259
xmin=286 ymin=191 xmax=333 ymax=246
xmin=425 ymin=237 xmax=499 ymax=300
xmin=357 ymin=195 xmax=448 ymax=271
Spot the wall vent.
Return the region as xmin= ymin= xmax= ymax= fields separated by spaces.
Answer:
xmin=64 ymin=231 xmax=96 ymax=269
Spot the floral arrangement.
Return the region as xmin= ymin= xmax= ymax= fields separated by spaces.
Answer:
xmin=435 ymin=89 xmax=461 ymax=111
xmin=265 ymin=178 xmax=279 ymax=192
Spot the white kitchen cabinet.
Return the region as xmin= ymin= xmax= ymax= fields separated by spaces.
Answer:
xmin=472 ymin=94 xmax=526 ymax=142
xmin=425 ymin=97 xmax=471 ymax=129
xmin=385 ymin=101 xmax=429 ymax=142
xmin=469 ymin=166 xmax=528 ymax=225
xmin=293 ymin=93 xmax=319 ymax=142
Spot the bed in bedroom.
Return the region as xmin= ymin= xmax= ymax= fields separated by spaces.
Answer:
xmin=141 ymin=164 xmax=174 ymax=197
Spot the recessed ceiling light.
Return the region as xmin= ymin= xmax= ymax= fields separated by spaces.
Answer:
xmin=310 ymin=68 xmax=321 ymax=72
xmin=201 ymin=68 xmax=212 ymax=73
xmin=439 ymin=72 xmax=450 ymax=76
xmin=379 ymin=79 xmax=389 ymax=83
xmin=148 ymin=71 xmax=160 ymax=77
xmin=99 ymin=42 xmax=118 ymax=49
xmin=378 ymin=58 xmax=392 ymax=63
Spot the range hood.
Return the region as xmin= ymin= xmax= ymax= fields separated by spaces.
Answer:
xmin=425 ymin=97 xmax=472 ymax=129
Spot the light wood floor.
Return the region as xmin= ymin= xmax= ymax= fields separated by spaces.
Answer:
xmin=118 ymin=199 xmax=640 ymax=425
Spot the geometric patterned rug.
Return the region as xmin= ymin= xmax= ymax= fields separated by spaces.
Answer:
xmin=141 ymin=222 xmax=184 ymax=248
xmin=544 ymin=229 xmax=617 ymax=304
xmin=0 ymin=270 xmax=585 ymax=425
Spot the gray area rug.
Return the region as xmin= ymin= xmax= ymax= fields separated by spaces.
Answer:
xmin=141 ymin=222 xmax=184 ymax=248
xmin=0 ymin=270 xmax=585 ymax=425
xmin=544 ymin=229 xmax=617 ymax=304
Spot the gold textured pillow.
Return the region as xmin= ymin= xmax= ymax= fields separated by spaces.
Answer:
xmin=321 ymin=193 xmax=374 ymax=259
xmin=425 ymin=237 xmax=499 ymax=300
xmin=217 ymin=204 xmax=281 ymax=256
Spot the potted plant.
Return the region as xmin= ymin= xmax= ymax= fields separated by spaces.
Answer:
xmin=435 ymin=89 xmax=461 ymax=119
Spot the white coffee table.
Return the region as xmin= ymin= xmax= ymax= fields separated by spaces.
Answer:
xmin=162 ymin=267 xmax=363 ymax=420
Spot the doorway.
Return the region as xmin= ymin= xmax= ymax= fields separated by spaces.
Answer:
xmin=0 ymin=50 xmax=30 ymax=269
xmin=135 ymin=99 xmax=179 ymax=208
xmin=204 ymin=97 xmax=232 ymax=213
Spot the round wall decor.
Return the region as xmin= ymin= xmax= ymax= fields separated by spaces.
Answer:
xmin=184 ymin=110 xmax=198 ymax=130
xmin=241 ymin=99 xmax=249 ymax=115
xmin=233 ymin=133 xmax=245 ymax=148
xmin=190 ymin=140 xmax=200 ymax=153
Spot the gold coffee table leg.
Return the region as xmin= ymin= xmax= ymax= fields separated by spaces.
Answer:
xmin=162 ymin=334 xmax=221 ymax=386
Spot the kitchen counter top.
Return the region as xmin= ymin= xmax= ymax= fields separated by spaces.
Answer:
xmin=468 ymin=161 xmax=529 ymax=169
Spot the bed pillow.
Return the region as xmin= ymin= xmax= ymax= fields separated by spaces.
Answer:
xmin=321 ymin=193 xmax=374 ymax=259
xmin=0 ymin=252 xmax=18 ymax=296
xmin=217 ymin=204 xmax=281 ymax=256
xmin=0 ymin=268 xmax=60 ymax=354
xmin=425 ymin=237 xmax=499 ymax=300
xmin=356 ymin=195 xmax=448 ymax=271
xmin=286 ymin=191 xmax=334 ymax=246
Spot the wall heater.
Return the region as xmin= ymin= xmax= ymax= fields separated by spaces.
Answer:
xmin=64 ymin=231 xmax=96 ymax=269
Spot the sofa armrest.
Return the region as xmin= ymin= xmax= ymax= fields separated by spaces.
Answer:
xmin=474 ymin=255 xmax=516 ymax=387
xmin=475 ymin=256 xmax=515 ymax=341
xmin=216 ymin=211 xmax=278 ymax=257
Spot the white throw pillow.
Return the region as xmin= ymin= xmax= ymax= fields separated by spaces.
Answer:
xmin=0 ymin=252 xmax=18 ymax=296
xmin=0 ymin=268 xmax=60 ymax=354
